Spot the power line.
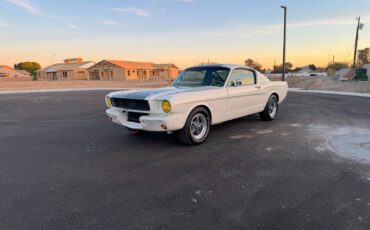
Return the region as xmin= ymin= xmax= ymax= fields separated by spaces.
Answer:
xmin=342 ymin=44 xmax=355 ymax=63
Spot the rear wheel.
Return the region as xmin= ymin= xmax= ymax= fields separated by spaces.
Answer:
xmin=260 ymin=95 xmax=278 ymax=121
xmin=178 ymin=107 xmax=211 ymax=145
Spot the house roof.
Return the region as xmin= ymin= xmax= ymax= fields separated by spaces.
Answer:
xmin=16 ymin=69 xmax=31 ymax=75
xmin=153 ymin=63 xmax=178 ymax=69
xmin=0 ymin=65 xmax=14 ymax=70
xmin=103 ymin=60 xmax=179 ymax=70
xmin=106 ymin=60 xmax=156 ymax=69
xmin=0 ymin=65 xmax=32 ymax=77
xmin=38 ymin=61 xmax=95 ymax=73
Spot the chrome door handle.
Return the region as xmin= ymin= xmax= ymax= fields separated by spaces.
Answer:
xmin=255 ymin=86 xmax=261 ymax=89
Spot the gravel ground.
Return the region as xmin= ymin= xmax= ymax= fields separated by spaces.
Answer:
xmin=0 ymin=80 xmax=170 ymax=91
xmin=268 ymin=76 xmax=370 ymax=93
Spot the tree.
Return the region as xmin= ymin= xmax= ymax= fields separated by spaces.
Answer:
xmin=316 ymin=66 xmax=326 ymax=72
xmin=244 ymin=58 xmax=262 ymax=71
xmin=273 ymin=62 xmax=293 ymax=73
xmin=357 ymin=48 xmax=370 ymax=67
xmin=14 ymin=62 xmax=41 ymax=76
xmin=308 ymin=64 xmax=317 ymax=71
xmin=326 ymin=62 xmax=349 ymax=71
xmin=284 ymin=62 xmax=293 ymax=72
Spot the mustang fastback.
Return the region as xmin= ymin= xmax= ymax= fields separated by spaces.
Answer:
xmin=105 ymin=64 xmax=287 ymax=145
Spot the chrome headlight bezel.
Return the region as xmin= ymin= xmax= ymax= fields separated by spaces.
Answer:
xmin=105 ymin=96 xmax=112 ymax=108
xmin=161 ymin=100 xmax=171 ymax=113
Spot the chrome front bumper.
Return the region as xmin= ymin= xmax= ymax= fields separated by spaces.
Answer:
xmin=106 ymin=107 xmax=181 ymax=132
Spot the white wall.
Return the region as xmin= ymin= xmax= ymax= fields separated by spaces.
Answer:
xmin=363 ymin=64 xmax=370 ymax=78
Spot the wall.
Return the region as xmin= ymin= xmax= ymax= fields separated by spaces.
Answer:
xmin=37 ymin=72 xmax=46 ymax=80
xmin=168 ymin=67 xmax=180 ymax=79
xmin=363 ymin=64 xmax=370 ymax=78
xmin=0 ymin=68 xmax=32 ymax=81
xmin=0 ymin=76 xmax=32 ymax=81
xmin=38 ymin=69 xmax=90 ymax=81
xmin=88 ymin=63 xmax=125 ymax=80
xmin=72 ymin=69 xmax=89 ymax=80
xmin=87 ymin=61 xmax=180 ymax=80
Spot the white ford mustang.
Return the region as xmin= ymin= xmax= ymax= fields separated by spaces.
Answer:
xmin=105 ymin=64 xmax=287 ymax=145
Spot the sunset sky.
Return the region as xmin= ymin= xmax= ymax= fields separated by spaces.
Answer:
xmin=1 ymin=0 xmax=370 ymax=69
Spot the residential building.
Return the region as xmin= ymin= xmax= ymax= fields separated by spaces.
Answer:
xmin=88 ymin=60 xmax=180 ymax=80
xmin=288 ymin=65 xmax=327 ymax=77
xmin=0 ymin=65 xmax=32 ymax=81
xmin=363 ymin=64 xmax=370 ymax=80
xmin=36 ymin=58 xmax=95 ymax=81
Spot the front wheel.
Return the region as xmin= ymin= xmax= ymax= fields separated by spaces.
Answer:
xmin=260 ymin=95 xmax=278 ymax=121
xmin=178 ymin=107 xmax=211 ymax=145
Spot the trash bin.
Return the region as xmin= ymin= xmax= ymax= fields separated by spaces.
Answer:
xmin=355 ymin=68 xmax=368 ymax=81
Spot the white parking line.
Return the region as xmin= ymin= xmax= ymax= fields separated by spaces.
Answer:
xmin=0 ymin=88 xmax=130 ymax=95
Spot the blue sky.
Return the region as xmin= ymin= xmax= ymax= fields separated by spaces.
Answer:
xmin=1 ymin=0 xmax=370 ymax=68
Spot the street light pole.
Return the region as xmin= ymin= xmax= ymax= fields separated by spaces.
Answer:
xmin=281 ymin=6 xmax=287 ymax=81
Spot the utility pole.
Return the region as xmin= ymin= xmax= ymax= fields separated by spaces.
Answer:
xmin=281 ymin=6 xmax=287 ymax=81
xmin=353 ymin=17 xmax=361 ymax=68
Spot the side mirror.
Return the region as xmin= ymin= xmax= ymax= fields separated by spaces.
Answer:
xmin=230 ymin=81 xmax=236 ymax=87
xmin=236 ymin=80 xmax=242 ymax=86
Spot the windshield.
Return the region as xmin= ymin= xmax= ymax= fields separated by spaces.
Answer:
xmin=172 ymin=66 xmax=230 ymax=87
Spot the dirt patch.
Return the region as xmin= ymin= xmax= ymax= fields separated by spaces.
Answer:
xmin=0 ymin=80 xmax=170 ymax=91
xmin=268 ymin=76 xmax=370 ymax=93
xmin=1 ymin=76 xmax=369 ymax=93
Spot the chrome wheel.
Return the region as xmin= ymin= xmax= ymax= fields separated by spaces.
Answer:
xmin=269 ymin=99 xmax=277 ymax=118
xmin=190 ymin=113 xmax=208 ymax=140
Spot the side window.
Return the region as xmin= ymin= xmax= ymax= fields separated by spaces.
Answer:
xmin=228 ymin=69 xmax=256 ymax=86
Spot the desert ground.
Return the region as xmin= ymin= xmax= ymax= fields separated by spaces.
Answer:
xmin=268 ymin=76 xmax=370 ymax=93
xmin=0 ymin=77 xmax=369 ymax=93
xmin=0 ymin=79 xmax=171 ymax=91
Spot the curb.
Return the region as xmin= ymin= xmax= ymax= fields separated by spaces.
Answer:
xmin=288 ymin=88 xmax=370 ymax=98
xmin=0 ymin=88 xmax=131 ymax=95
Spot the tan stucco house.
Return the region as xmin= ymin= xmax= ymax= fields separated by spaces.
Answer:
xmin=0 ymin=65 xmax=32 ymax=81
xmin=36 ymin=58 xmax=95 ymax=81
xmin=88 ymin=60 xmax=180 ymax=80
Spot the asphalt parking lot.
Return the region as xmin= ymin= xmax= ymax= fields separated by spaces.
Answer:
xmin=1 ymin=90 xmax=370 ymax=230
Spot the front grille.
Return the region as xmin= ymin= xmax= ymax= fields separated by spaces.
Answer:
xmin=111 ymin=98 xmax=150 ymax=111
xmin=127 ymin=112 xmax=148 ymax=123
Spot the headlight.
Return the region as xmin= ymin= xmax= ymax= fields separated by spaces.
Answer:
xmin=162 ymin=100 xmax=171 ymax=113
xmin=106 ymin=96 xmax=112 ymax=108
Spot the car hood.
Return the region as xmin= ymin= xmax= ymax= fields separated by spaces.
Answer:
xmin=109 ymin=86 xmax=220 ymax=100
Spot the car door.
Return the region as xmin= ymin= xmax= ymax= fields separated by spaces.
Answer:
xmin=226 ymin=68 xmax=264 ymax=120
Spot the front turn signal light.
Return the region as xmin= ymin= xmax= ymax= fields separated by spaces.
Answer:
xmin=106 ymin=96 xmax=112 ymax=108
xmin=162 ymin=100 xmax=171 ymax=113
